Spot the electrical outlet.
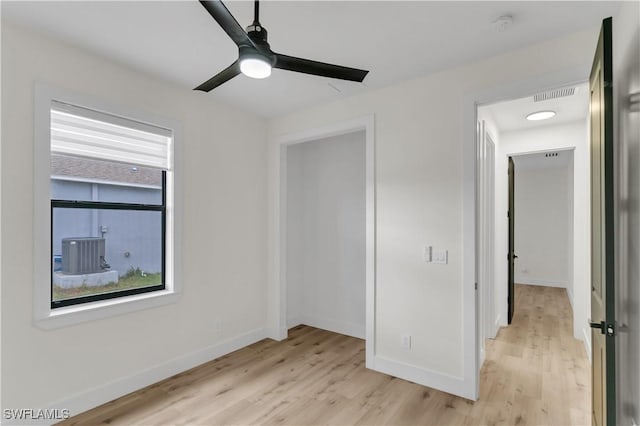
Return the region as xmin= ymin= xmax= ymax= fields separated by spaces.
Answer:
xmin=402 ymin=334 xmax=411 ymax=350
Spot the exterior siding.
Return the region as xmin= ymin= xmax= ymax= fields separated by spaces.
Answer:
xmin=51 ymin=179 xmax=162 ymax=277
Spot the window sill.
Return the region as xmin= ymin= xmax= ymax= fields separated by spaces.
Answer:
xmin=34 ymin=289 xmax=179 ymax=330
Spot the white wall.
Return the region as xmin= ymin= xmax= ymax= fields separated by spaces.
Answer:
xmin=268 ymin=28 xmax=600 ymax=398
xmin=286 ymin=131 xmax=366 ymax=338
xmin=1 ymin=22 xmax=268 ymax=415
xmin=613 ymin=1 xmax=640 ymax=424
xmin=285 ymin=145 xmax=304 ymax=326
xmin=497 ymin=121 xmax=590 ymax=349
xmin=513 ymin=160 xmax=572 ymax=289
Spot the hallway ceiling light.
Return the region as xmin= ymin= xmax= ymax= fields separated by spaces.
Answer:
xmin=526 ymin=110 xmax=556 ymax=121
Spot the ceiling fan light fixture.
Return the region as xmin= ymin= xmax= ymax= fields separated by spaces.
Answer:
xmin=240 ymin=56 xmax=272 ymax=79
xmin=526 ymin=110 xmax=556 ymax=121
xmin=193 ymin=0 xmax=369 ymax=92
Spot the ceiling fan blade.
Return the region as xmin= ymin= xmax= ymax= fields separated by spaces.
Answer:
xmin=194 ymin=61 xmax=241 ymax=92
xmin=273 ymin=53 xmax=369 ymax=82
xmin=199 ymin=0 xmax=256 ymax=49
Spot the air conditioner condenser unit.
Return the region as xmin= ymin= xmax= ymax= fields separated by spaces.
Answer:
xmin=61 ymin=237 xmax=106 ymax=275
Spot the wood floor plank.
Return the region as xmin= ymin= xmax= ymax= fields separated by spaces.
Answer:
xmin=58 ymin=284 xmax=589 ymax=426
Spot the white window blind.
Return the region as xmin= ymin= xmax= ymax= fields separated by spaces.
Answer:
xmin=51 ymin=101 xmax=172 ymax=170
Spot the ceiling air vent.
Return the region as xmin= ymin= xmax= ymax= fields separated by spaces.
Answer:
xmin=534 ymin=87 xmax=576 ymax=102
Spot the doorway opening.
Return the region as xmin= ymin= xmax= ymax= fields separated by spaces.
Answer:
xmin=476 ymin=82 xmax=591 ymax=356
xmin=473 ymin=82 xmax=593 ymax=420
xmin=285 ymin=130 xmax=367 ymax=338
xmin=508 ymin=150 xmax=576 ymax=326
xmin=274 ymin=115 xmax=375 ymax=365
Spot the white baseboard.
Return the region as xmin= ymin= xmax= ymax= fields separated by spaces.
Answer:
xmin=566 ymin=286 xmax=574 ymax=308
xmin=492 ymin=314 xmax=502 ymax=338
xmin=292 ymin=318 xmax=472 ymax=399
xmin=516 ymin=278 xmax=568 ymax=288
xmin=296 ymin=314 xmax=365 ymax=339
xmin=370 ymin=355 xmax=473 ymax=400
xmin=287 ymin=315 xmax=303 ymax=330
xmin=40 ymin=327 xmax=269 ymax=424
xmin=582 ymin=326 xmax=592 ymax=363
xmin=266 ymin=325 xmax=288 ymax=341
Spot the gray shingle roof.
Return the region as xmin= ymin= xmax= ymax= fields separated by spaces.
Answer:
xmin=51 ymin=154 xmax=162 ymax=187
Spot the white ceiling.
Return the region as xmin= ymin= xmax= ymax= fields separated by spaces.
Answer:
xmin=481 ymin=82 xmax=590 ymax=132
xmin=1 ymin=1 xmax=619 ymax=117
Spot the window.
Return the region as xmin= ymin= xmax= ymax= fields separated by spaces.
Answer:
xmin=49 ymin=102 xmax=171 ymax=308
xmin=34 ymin=84 xmax=179 ymax=328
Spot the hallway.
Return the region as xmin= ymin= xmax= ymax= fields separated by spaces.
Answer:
xmin=481 ymin=284 xmax=590 ymax=425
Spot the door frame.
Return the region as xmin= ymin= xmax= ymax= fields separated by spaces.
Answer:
xmin=508 ymin=156 xmax=515 ymax=325
xmin=270 ymin=115 xmax=376 ymax=363
xmin=465 ymin=66 xmax=589 ymax=397
xmin=477 ymin=122 xmax=497 ymax=366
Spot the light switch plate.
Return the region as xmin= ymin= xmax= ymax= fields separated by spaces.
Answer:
xmin=433 ymin=249 xmax=448 ymax=264
xmin=423 ymin=245 xmax=432 ymax=262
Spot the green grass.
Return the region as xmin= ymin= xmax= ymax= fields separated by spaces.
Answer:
xmin=53 ymin=271 xmax=162 ymax=301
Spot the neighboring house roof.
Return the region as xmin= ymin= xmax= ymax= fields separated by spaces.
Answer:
xmin=51 ymin=154 xmax=162 ymax=187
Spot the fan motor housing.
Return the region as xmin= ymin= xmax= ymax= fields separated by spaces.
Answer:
xmin=246 ymin=24 xmax=268 ymax=43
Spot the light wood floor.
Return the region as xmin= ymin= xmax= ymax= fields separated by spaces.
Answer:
xmin=60 ymin=284 xmax=589 ymax=425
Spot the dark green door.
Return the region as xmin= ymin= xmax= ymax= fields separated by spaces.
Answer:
xmin=589 ymin=17 xmax=615 ymax=426
xmin=507 ymin=156 xmax=515 ymax=324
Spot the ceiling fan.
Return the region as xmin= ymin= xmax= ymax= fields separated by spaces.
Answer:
xmin=194 ymin=0 xmax=370 ymax=92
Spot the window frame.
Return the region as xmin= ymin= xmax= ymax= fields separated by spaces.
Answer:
xmin=34 ymin=84 xmax=181 ymax=329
